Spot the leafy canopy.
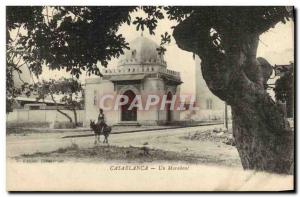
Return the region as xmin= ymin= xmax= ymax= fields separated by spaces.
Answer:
xmin=34 ymin=78 xmax=83 ymax=110
xmin=6 ymin=6 xmax=292 ymax=112
xmin=7 ymin=6 xmax=292 ymax=78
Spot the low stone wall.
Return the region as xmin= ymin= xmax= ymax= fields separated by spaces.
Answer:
xmin=7 ymin=109 xmax=85 ymax=125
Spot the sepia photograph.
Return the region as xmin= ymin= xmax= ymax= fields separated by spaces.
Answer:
xmin=5 ymin=4 xmax=295 ymax=192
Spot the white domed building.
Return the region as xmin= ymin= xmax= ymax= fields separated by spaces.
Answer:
xmin=84 ymin=36 xmax=182 ymax=126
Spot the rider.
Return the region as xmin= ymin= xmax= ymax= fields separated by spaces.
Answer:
xmin=97 ymin=108 xmax=106 ymax=132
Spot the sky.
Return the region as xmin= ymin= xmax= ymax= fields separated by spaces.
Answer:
xmin=27 ymin=9 xmax=294 ymax=96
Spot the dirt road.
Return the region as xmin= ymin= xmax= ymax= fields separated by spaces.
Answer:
xmin=7 ymin=124 xmax=241 ymax=167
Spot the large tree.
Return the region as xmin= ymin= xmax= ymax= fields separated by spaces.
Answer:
xmin=6 ymin=6 xmax=294 ymax=174
xmin=171 ymin=7 xmax=294 ymax=175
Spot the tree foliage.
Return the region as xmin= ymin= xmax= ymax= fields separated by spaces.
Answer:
xmin=34 ymin=78 xmax=83 ymax=125
xmin=6 ymin=6 xmax=136 ymax=112
xmin=274 ymin=65 xmax=294 ymax=103
xmin=6 ymin=6 xmax=292 ymax=80
xmin=7 ymin=6 xmax=292 ymax=97
xmin=274 ymin=64 xmax=294 ymax=118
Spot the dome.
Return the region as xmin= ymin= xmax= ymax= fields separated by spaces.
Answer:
xmin=118 ymin=36 xmax=166 ymax=67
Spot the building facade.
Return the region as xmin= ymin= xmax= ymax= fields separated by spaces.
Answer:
xmin=85 ymin=36 xmax=182 ymax=126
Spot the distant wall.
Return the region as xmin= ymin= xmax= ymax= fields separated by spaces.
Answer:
xmin=180 ymin=108 xmax=232 ymax=122
xmin=7 ymin=109 xmax=85 ymax=123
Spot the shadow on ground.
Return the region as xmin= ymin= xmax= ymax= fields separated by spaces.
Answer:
xmin=15 ymin=143 xmax=236 ymax=167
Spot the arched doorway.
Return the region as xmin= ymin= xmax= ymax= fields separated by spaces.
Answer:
xmin=166 ymin=92 xmax=173 ymax=122
xmin=121 ymin=90 xmax=137 ymax=121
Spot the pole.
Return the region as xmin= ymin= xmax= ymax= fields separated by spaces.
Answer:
xmin=224 ymin=102 xmax=228 ymax=130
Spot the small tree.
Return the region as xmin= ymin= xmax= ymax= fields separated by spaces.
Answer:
xmin=35 ymin=78 xmax=83 ymax=126
xmin=274 ymin=64 xmax=294 ymax=118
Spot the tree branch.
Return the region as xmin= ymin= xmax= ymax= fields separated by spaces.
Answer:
xmin=50 ymin=93 xmax=73 ymax=123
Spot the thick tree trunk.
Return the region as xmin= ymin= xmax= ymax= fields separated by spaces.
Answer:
xmin=231 ymin=102 xmax=294 ymax=174
xmin=72 ymin=109 xmax=78 ymax=126
xmin=56 ymin=108 xmax=73 ymax=123
xmin=173 ymin=15 xmax=294 ymax=174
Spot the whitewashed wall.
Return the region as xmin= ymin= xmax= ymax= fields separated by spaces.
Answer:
xmin=7 ymin=109 xmax=85 ymax=123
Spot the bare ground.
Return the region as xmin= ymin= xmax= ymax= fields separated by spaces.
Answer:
xmin=15 ymin=144 xmax=228 ymax=165
xmin=13 ymin=127 xmax=241 ymax=167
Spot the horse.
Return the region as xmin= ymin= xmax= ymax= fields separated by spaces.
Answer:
xmin=90 ymin=120 xmax=112 ymax=144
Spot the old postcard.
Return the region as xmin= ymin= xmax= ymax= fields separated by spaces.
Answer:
xmin=6 ymin=6 xmax=295 ymax=191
